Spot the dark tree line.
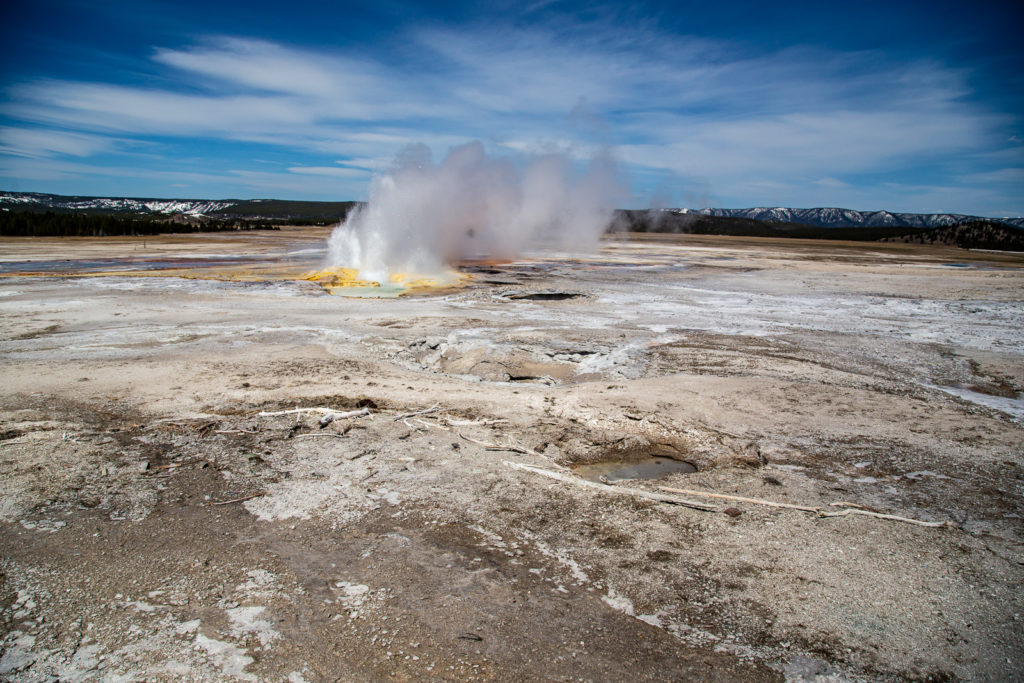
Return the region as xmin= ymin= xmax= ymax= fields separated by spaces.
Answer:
xmin=0 ymin=211 xmax=282 ymax=237
xmin=609 ymin=210 xmax=935 ymax=241
xmin=880 ymin=220 xmax=1024 ymax=251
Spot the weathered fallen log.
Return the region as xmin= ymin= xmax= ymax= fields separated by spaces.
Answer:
xmin=658 ymin=486 xmax=951 ymax=528
xmin=258 ymin=406 xmax=371 ymax=419
xmin=656 ymin=486 xmax=820 ymax=512
xmin=819 ymin=504 xmax=952 ymax=528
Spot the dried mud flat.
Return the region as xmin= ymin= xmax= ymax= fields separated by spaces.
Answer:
xmin=1 ymin=229 xmax=1023 ymax=682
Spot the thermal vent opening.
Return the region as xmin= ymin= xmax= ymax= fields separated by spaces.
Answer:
xmin=572 ymin=444 xmax=698 ymax=483
xmin=505 ymin=291 xmax=583 ymax=301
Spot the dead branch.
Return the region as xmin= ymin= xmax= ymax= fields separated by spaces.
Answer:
xmin=258 ymin=406 xmax=371 ymax=419
xmin=215 ymin=428 xmax=261 ymax=434
xmin=196 ymin=422 xmax=217 ymax=435
xmin=657 ymin=486 xmax=821 ymax=513
xmin=203 ymin=491 xmax=266 ymax=506
xmin=507 ymin=462 xmax=718 ymax=512
xmin=148 ymin=463 xmax=183 ymax=471
xmin=459 ymin=433 xmax=544 ymax=457
xmin=402 ymin=418 xmax=425 ymax=432
xmin=294 ymin=433 xmax=347 ymax=439
xmin=819 ymin=507 xmax=952 ymax=528
xmin=153 ymin=417 xmax=216 ymax=425
xmin=392 ymin=404 xmax=441 ymax=421
xmin=319 ymin=408 xmax=373 ymax=427
xmin=415 ymin=417 xmax=449 ymax=431
xmin=444 ymin=418 xmax=509 ymax=427
xmin=658 ymin=486 xmax=951 ymax=528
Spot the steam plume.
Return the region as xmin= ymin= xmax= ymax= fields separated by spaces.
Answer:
xmin=326 ymin=140 xmax=623 ymax=284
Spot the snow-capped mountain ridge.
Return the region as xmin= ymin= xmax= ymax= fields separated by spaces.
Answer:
xmin=0 ymin=192 xmax=235 ymax=216
xmin=678 ymin=206 xmax=1024 ymax=229
xmin=3 ymin=191 xmax=1021 ymax=229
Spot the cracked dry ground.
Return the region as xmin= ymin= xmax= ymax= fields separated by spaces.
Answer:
xmin=1 ymin=231 xmax=1023 ymax=681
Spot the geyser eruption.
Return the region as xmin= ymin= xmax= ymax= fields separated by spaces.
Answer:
xmin=325 ymin=141 xmax=622 ymax=290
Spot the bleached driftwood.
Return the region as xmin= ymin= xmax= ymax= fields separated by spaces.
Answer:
xmin=402 ymin=418 xmax=426 ymax=432
xmin=658 ymin=486 xmax=951 ymax=528
xmin=416 ymin=418 xmax=450 ymax=431
xmin=392 ymin=404 xmax=441 ymax=421
xmin=258 ymin=406 xmax=371 ymax=419
xmin=203 ymin=491 xmax=266 ymax=506
xmin=657 ymin=486 xmax=821 ymax=513
xmin=444 ymin=418 xmax=509 ymax=427
xmin=820 ymin=504 xmax=952 ymax=528
xmin=507 ymin=461 xmax=718 ymax=512
xmin=460 ymin=433 xmax=544 ymax=457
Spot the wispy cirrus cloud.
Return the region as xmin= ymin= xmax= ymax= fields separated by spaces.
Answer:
xmin=286 ymin=165 xmax=371 ymax=178
xmin=0 ymin=126 xmax=116 ymax=158
xmin=1 ymin=21 xmax=1020 ymax=214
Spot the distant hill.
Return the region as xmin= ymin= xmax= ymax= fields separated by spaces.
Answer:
xmin=611 ymin=210 xmax=935 ymax=241
xmin=0 ymin=191 xmax=359 ymax=224
xmin=3 ymin=191 xmax=1022 ymax=246
xmin=685 ymin=206 xmax=1024 ymax=230
xmin=4 ymin=192 xmax=1021 ymax=230
xmin=613 ymin=210 xmax=1024 ymax=250
xmin=879 ymin=221 xmax=1024 ymax=251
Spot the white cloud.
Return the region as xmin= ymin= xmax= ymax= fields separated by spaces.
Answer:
xmin=956 ymin=167 xmax=1024 ymax=185
xmin=153 ymin=38 xmax=367 ymax=97
xmin=286 ymin=165 xmax=371 ymax=178
xmin=0 ymin=126 xmax=115 ymax=158
xmin=0 ymin=154 xmax=370 ymax=199
xmin=0 ymin=24 xmax=1019 ymax=212
xmin=618 ymin=107 xmax=993 ymax=181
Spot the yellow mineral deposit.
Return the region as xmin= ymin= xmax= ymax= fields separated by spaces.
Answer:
xmin=0 ymin=250 xmax=471 ymax=297
xmin=302 ymin=266 xmax=381 ymax=289
xmin=300 ymin=266 xmax=468 ymax=296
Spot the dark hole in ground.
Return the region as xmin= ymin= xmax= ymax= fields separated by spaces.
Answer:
xmin=506 ymin=291 xmax=582 ymax=301
xmin=573 ymin=456 xmax=697 ymax=483
xmin=468 ymin=267 xmax=504 ymax=274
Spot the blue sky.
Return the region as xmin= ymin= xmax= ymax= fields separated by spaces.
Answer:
xmin=1 ymin=0 xmax=1022 ymax=215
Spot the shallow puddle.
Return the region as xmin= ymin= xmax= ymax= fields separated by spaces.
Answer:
xmin=573 ymin=456 xmax=697 ymax=482
xmin=935 ymin=383 xmax=1024 ymax=423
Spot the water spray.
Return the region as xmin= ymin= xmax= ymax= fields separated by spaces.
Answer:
xmin=320 ymin=140 xmax=623 ymax=293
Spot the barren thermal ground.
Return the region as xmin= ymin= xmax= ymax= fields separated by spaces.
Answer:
xmin=1 ymin=228 xmax=1023 ymax=681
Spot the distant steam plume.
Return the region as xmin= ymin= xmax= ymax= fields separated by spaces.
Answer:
xmin=326 ymin=140 xmax=623 ymax=286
